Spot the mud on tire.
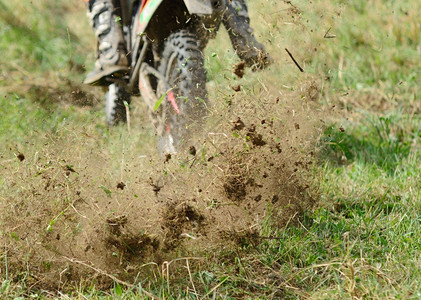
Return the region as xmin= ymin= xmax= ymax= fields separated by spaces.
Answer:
xmin=157 ymin=29 xmax=207 ymax=153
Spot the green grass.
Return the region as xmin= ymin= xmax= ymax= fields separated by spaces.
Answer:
xmin=322 ymin=112 xmax=419 ymax=172
xmin=1 ymin=0 xmax=420 ymax=299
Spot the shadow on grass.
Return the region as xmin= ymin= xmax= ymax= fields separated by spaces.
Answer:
xmin=319 ymin=114 xmax=413 ymax=174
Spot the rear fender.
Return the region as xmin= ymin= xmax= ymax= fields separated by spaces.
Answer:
xmin=138 ymin=0 xmax=164 ymax=34
xmin=137 ymin=0 xmax=223 ymax=34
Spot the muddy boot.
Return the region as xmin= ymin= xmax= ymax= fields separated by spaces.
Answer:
xmin=84 ymin=0 xmax=128 ymax=86
xmin=223 ymin=0 xmax=273 ymax=71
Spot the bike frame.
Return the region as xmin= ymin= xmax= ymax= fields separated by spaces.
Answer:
xmin=120 ymin=0 xmax=224 ymax=93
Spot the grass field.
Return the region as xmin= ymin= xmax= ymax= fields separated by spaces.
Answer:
xmin=1 ymin=0 xmax=420 ymax=299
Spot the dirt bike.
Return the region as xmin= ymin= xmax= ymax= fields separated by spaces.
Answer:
xmin=105 ymin=0 xmax=226 ymax=154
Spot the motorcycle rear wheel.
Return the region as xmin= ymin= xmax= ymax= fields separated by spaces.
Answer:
xmin=105 ymin=83 xmax=131 ymax=126
xmin=157 ymin=29 xmax=207 ymax=154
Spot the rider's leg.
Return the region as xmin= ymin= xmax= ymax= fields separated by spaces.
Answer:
xmin=223 ymin=0 xmax=272 ymax=70
xmin=84 ymin=0 xmax=128 ymax=86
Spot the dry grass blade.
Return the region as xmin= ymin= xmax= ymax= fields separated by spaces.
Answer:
xmin=63 ymin=256 xmax=159 ymax=299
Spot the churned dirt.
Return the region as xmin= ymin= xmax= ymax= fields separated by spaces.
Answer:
xmin=0 ymin=73 xmax=321 ymax=292
xmin=0 ymin=0 xmax=324 ymax=292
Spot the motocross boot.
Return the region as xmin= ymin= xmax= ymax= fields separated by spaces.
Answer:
xmin=223 ymin=0 xmax=273 ymax=70
xmin=84 ymin=0 xmax=128 ymax=86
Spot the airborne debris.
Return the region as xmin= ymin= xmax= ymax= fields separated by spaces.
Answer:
xmin=285 ymin=48 xmax=304 ymax=72
xmin=17 ymin=153 xmax=25 ymax=161
xmin=189 ymin=146 xmax=197 ymax=156
xmin=246 ymin=125 xmax=266 ymax=146
xmin=271 ymin=195 xmax=279 ymax=204
xmin=232 ymin=85 xmax=241 ymax=92
xmin=232 ymin=117 xmax=245 ymax=131
xmin=65 ymin=165 xmax=77 ymax=173
xmin=164 ymin=153 xmax=172 ymax=163
xmin=117 ymin=182 xmax=126 ymax=190
xmin=323 ymin=27 xmax=336 ymax=39
xmin=233 ymin=61 xmax=246 ymax=78
xmin=149 ymin=177 xmax=162 ymax=195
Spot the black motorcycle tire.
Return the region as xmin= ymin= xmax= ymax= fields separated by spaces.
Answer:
xmin=105 ymin=83 xmax=131 ymax=126
xmin=157 ymin=29 xmax=208 ymax=153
